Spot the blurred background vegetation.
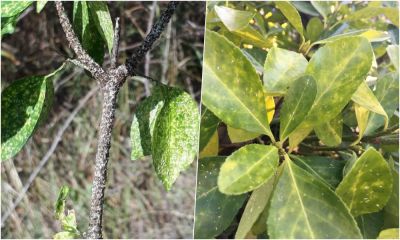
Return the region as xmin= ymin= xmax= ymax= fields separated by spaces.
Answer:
xmin=1 ymin=1 xmax=204 ymax=238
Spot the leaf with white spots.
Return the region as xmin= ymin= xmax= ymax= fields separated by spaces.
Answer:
xmin=275 ymin=1 xmax=304 ymax=37
xmin=302 ymin=36 xmax=373 ymax=128
xmin=194 ymin=157 xmax=247 ymax=239
xmin=314 ymin=113 xmax=343 ymax=146
xmin=152 ymin=86 xmax=200 ymax=190
xmin=365 ymin=73 xmax=399 ymax=135
xmin=130 ymin=85 xmax=165 ymax=160
xmin=1 ymin=74 xmax=54 ymax=161
xmin=336 ymin=148 xmax=393 ymax=217
xmin=235 ymin=174 xmax=276 ymax=239
xmin=202 ymin=30 xmax=273 ymax=139
xmin=263 ymin=47 xmax=308 ymax=96
xmin=267 ymin=157 xmax=362 ymax=238
xmin=280 ymin=75 xmax=316 ymax=141
xmin=87 ymin=1 xmax=114 ymax=53
xmin=218 ymin=144 xmax=279 ymax=195
xmin=352 ymin=81 xmax=388 ymax=130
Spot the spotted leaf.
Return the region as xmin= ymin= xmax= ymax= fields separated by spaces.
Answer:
xmin=202 ymin=30 xmax=273 ymax=139
xmin=267 ymin=157 xmax=362 ymax=238
xmin=218 ymin=144 xmax=279 ymax=195
xmin=194 ymin=157 xmax=247 ymax=239
xmin=263 ymin=47 xmax=308 ymax=96
xmin=152 ymin=86 xmax=200 ymax=190
xmin=336 ymin=147 xmax=393 ymax=217
xmin=314 ymin=113 xmax=343 ymax=146
xmin=1 ymin=74 xmax=54 ymax=161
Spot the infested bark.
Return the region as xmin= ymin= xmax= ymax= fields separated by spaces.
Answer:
xmin=55 ymin=1 xmax=179 ymax=238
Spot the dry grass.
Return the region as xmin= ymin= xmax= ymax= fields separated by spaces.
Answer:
xmin=1 ymin=2 xmax=204 ymax=238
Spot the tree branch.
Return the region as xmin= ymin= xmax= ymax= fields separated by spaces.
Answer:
xmin=55 ymin=1 xmax=107 ymax=83
xmin=110 ymin=17 xmax=121 ymax=69
xmin=125 ymin=1 xmax=179 ymax=76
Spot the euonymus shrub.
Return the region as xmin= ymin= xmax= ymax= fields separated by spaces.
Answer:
xmin=1 ymin=1 xmax=199 ymax=237
xmin=195 ymin=1 xmax=399 ymax=239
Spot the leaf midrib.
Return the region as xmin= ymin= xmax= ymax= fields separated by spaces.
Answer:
xmin=204 ymin=63 xmax=270 ymax=135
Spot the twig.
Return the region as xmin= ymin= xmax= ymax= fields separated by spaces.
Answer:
xmin=55 ymin=1 xmax=106 ymax=84
xmin=110 ymin=17 xmax=121 ymax=69
xmin=143 ymin=1 xmax=158 ymax=96
xmin=1 ymin=86 xmax=99 ymax=227
xmin=125 ymin=1 xmax=179 ymax=76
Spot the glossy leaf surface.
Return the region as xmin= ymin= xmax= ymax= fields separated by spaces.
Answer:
xmin=336 ymin=148 xmax=393 ymax=216
xmin=87 ymin=1 xmax=114 ymax=53
xmin=203 ymin=30 xmax=272 ymax=137
xmin=235 ymin=176 xmax=276 ymax=239
xmin=275 ymin=1 xmax=304 ymax=36
xmin=291 ymin=155 xmax=345 ymax=188
xmin=314 ymin=113 xmax=343 ymax=146
xmin=218 ymin=144 xmax=278 ymax=195
xmin=1 ymin=75 xmax=54 ymax=161
xmin=194 ymin=157 xmax=247 ymax=239
xmin=73 ymin=1 xmax=105 ymax=64
xmin=263 ymin=47 xmax=308 ymax=95
xmin=303 ymin=36 xmax=373 ymax=127
xmin=267 ymin=158 xmax=361 ymax=238
xmin=152 ymin=87 xmax=200 ymax=190
xmin=387 ymin=45 xmax=399 ymax=71
xmin=306 ymin=17 xmax=323 ymax=42
xmin=280 ymin=75 xmax=316 ymax=141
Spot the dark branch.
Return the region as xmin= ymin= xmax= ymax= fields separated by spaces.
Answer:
xmin=125 ymin=1 xmax=179 ymax=76
xmin=110 ymin=17 xmax=121 ymax=69
xmin=55 ymin=1 xmax=107 ymax=83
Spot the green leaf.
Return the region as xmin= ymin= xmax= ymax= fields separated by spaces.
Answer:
xmin=311 ymin=1 xmax=336 ymax=19
xmin=387 ymin=45 xmax=399 ymax=71
xmin=352 ymin=81 xmax=388 ymax=130
xmin=302 ymin=36 xmax=373 ymax=127
xmin=365 ymin=73 xmax=399 ymax=135
xmin=54 ymin=231 xmax=79 ymax=239
xmin=378 ymin=228 xmax=399 ymax=239
xmin=36 ymin=0 xmax=47 ymax=13
xmin=356 ymin=211 xmax=384 ymax=239
xmin=288 ymin=123 xmax=313 ymax=151
xmin=354 ymin=104 xmax=370 ymax=144
xmin=214 ymin=6 xmax=275 ymax=49
xmin=306 ymin=17 xmax=324 ymax=42
xmin=263 ymin=47 xmax=308 ymax=96
xmin=199 ymin=130 xmax=218 ymax=158
xmin=87 ymin=1 xmax=114 ymax=53
xmin=130 ymin=85 xmax=165 ymax=160
xmin=292 ymin=2 xmax=319 ymax=17
xmin=346 ymin=7 xmax=399 ymax=27
xmin=383 ymin=160 xmax=399 ymax=228
xmin=152 ymin=87 xmax=200 ymax=190
xmin=314 ymin=113 xmax=343 ymax=146
xmin=194 ymin=157 xmax=247 ymax=239
xmin=1 ymin=1 xmax=32 ymax=18
xmin=314 ymin=29 xmax=391 ymax=45
xmin=267 ymin=157 xmax=362 ymax=238
xmin=218 ymin=144 xmax=278 ymax=195
xmin=227 ymin=126 xmax=259 ymax=143
xmin=73 ymin=1 xmax=105 ymax=64
xmin=235 ymin=176 xmax=276 ymax=239
xmin=275 ymin=1 xmax=304 ymax=36
xmin=202 ymin=30 xmax=273 ymax=138
xmin=336 ymin=148 xmax=393 ymax=217
xmin=214 ymin=5 xmax=254 ymax=31
xmin=280 ymin=75 xmax=316 ymax=141
xmin=291 ymin=155 xmax=345 ymax=188
xmin=199 ymin=107 xmax=220 ymax=152
xmin=1 ymin=74 xmax=54 ymax=161
xmin=55 ymin=186 xmax=70 ymax=220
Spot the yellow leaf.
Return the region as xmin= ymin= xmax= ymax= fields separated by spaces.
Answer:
xmin=200 ymin=130 xmax=219 ymax=158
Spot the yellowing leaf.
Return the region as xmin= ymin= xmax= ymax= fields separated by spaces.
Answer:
xmin=353 ymin=104 xmax=370 ymax=145
xmin=314 ymin=114 xmax=343 ymax=146
xmin=378 ymin=228 xmax=399 ymax=239
xmin=199 ymin=130 xmax=219 ymax=158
